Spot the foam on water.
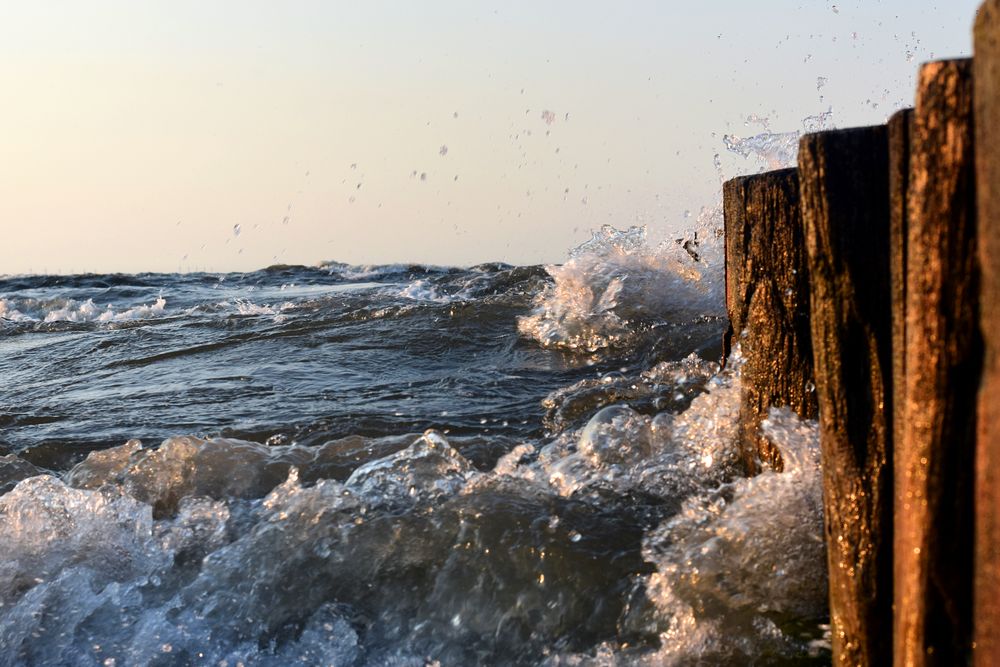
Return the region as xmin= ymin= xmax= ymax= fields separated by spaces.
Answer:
xmin=345 ymin=430 xmax=477 ymax=505
xmin=0 ymin=339 xmax=827 ymax=665
xmin=397 ymin=279 xmax=456 ymax=303
xmin=0 ymin=237 xmax=828 ymax=664
xmin=636 ymin=406 xmax=827 ymax=664
xmin=518 ymin=217 xmax=724 ymax=353
xmin=0 ymin=296 xmax=167 ymax=324
xmin=544 ymin=406 xmax=827 ymax=666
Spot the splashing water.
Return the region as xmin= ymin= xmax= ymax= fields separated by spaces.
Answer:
xmin=0 ymin=341 xmax=828 ymax=665
xmin=722 ymin=110 xmax=836 ymax=170
xmin=517 ymin=214 xmax=725 ymax=354
xmin=0 ymin=251 xmax=828 ymax=664
xmin=0 ymin=295 xmax=167 ymax=324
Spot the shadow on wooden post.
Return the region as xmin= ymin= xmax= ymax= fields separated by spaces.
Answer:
xmin=888 ymin=108 xmax=913 ymax=493
xmin=894 ymin=58 xmax=978 ymax=667
xmin=722 ymin=169 xmax=817 ymax=474
xmin=798 ymin=126 xmax=894 ymax=667
xmin=975 ymin=3 xmax=1000 ymax=664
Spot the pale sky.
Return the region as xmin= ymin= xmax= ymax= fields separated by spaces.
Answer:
xmin=0 ymin=1 xmax=981 ymax=274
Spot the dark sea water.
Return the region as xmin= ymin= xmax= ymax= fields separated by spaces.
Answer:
xmin=0 ymin=226 xmax=831 ymax=665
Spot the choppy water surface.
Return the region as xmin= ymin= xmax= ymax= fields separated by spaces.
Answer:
xmin=0 ymin=223 xmax=830 ymax=665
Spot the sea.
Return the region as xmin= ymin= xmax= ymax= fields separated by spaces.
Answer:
xmin=0 ymin=217 xmax=831 ymax=665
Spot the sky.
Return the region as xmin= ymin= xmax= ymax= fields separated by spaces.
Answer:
xmin=0 ymin=0 xmax=982 ymax=274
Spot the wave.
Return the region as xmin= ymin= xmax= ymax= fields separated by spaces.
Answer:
xmin=0 ymin=348 xmax=827 ymax=665
xmin=518 ymin=216 xmax=725 ymax=353
xmin=0 ymin=295 xmax=167 ymax=324
xmin=318 ymin=260 xmax=457 ymax=282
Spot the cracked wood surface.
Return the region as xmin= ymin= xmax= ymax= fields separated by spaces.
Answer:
xmin=799 ymin=125 xmax=894 ymax=667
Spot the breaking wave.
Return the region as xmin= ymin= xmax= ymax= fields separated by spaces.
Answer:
xmin=0 ymin=230 xmax=828 ymax=665
xmin=518 ymin=217 xmax=724 ymax=354
xmin=0 ymin=296 xmax=167 ymax=324
xmin=0 ymin=345 xmax=828 ymax=665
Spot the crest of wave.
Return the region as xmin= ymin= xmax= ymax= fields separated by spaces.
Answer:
xmin=545 ymin=406 xmax=828 ymax=666
xmin=634 ymin=407 xmax=828 ymax=664
xmin=518 ymin=212 xmax=724 ymax=352
xmin=0 ymin=295 xmax=166 ymax=324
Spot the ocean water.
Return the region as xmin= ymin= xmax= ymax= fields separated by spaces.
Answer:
xmin=0 ymin=220 xmax=830 ymax=666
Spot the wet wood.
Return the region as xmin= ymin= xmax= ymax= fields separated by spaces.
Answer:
xmin=888 ymin=108 xmax=913 ymax=495
xmin=798 ymin=125 xmax=894 ymax=667
xmin=900 ymin=56 xmax=982 ymax=666
xmin=974 ymin=3 xmax=1000 ymax=664
xmin=894 ymin=58 xmax=978 ymax=667
xmin=722 ymin=169 xmax=817 ymax=474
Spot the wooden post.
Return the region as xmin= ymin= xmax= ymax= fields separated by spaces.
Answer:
xmin=722 ymin=169 xmax=817 ymax=474
xmin=894 ymin=58 xmax=978 ymax=667
xmin=889 ymin=108 xmax=913 ymax=485
xmin=974 ymin=3 xmax=1000 ymax=663
xmin=798 ymin=126 xmax=894 ymax=667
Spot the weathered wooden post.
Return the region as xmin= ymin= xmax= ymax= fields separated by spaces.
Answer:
xmin=722 ymin=168 xmax=817 ymax=474
xmin=889 ymin=109 xmax=913 ymax=478
xmin=798 ymin=126 xmax=894 ymax=666
xmin=894 ymin=58 xmax=978 ymax=667
xmin=974 ymin=3 xmax=1000 ymax=664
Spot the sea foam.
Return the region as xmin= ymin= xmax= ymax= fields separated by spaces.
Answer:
xmin=518 ymin=215 xmax=724 ymax=353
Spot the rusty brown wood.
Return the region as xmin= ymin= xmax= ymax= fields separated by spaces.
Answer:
xmin=722 ymin=169 xmax=817 ymax=474
xmin=975 ymin=3 xmax=1000 ymax=664
xmin=799 ymin=125 xmax=894 ymax=667
xmin=889 ymin=109 xmax=913 ymax=495
xmin=894 ymin=58 xmax=978 ymax=667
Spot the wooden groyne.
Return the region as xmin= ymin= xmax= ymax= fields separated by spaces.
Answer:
xmin=722 ymin=168 xmax=817 ymax=474
xmin=799 ymin=126 xmax=895 ymax=666
xmin=895 ymin=58 xmax=978 ymax=666
xmin=722 ymin=3 xmax=998 ymax=664
xmin=975 ymin=3 xmax=1000 ymax=664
